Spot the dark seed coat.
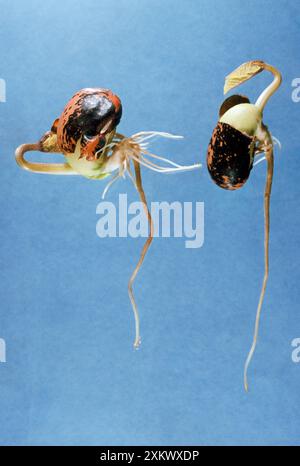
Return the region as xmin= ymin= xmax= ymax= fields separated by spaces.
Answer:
xmin=207 ymin=122 xmax=254 ymax=190
xmin=219 ymin=95 xmax=250 ymax=118
xmin=53 ymin=88 xmax=122 ymax=161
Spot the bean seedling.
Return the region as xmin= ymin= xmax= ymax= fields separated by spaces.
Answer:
xmin=207 ymin=61 xmax=282 ymax=390
xmin=16 ymin=88 xmax=201 ymax=349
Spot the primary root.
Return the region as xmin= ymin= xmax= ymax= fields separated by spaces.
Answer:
xmin=128 ymin=157 xmax=154 ymax=349
xmin=244 ymin=137 xmax=274 ymax=391
xmin=99 ymin=131 xmax=200 ymax=348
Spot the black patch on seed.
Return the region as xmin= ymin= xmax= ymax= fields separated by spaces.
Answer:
xmin=207 ymin=122 xmax=254 ymax=190
xmin=62 ymin=91 xmax=122 ymax=153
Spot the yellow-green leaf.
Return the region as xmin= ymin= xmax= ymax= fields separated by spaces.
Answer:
xmin=224 ymin=61 xmax=265 ymax=95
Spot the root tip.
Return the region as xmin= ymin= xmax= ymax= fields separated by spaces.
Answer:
xmin=133 ymin=338 xmax=141 ymax=350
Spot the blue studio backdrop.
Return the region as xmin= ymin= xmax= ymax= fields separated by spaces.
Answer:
xmin=0 ymin=0 xmax=299 ymax=446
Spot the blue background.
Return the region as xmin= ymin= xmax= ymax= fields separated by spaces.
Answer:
xmin=0 ymin=0 xmax=299 ymax=446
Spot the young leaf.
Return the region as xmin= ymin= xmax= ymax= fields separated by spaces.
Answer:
xmin=224 ymin=61 xmax=265 ymax=95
